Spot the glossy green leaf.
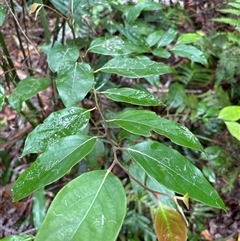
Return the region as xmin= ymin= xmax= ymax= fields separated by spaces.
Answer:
xmin=124 ymin=1 xmax=163 ymax=23
xmin=0 ymin=84 xmax=5 ymax=110
xmin=22 ymin=107 xmax=90 ymax=156
xmin=98 ymin=57 xmax=174 ymax=78
xmin=157 ymin=28 xmax=178 ymax=47
xmin=0 ymin=6 xmax=6 ymax=26
xmin=0 ymin=235 xmax=34 ymax=241
xmin=127 ymin=140 xmax=225 ymax=209
xmin=33 ymin=187 xmax=46 ymax=230
xmin=218 ymin=106 xmax=240 ymax=121
xmin=56 ymin=62 xmax=94 ymax=107
xmin=154 ymin=204 xmax=187 ymax=241
xmin=146 ymin=30 xmax=164 ymax=47
xmin=171 ymin=45 xmax=208 ymax=65
xmin=176 ymin=33 xmax=201 ymax=44
xmin=225 ymin=121 xmax=240 ymax=141
xmin=110 ymin=110 xmax=203 ymax=151
xmin=47 ymin=45 xmax=79 ymax=72
xmin=12 ymin=135 xmax=96 ymax=201
xmin=152 ymin=48 xmax=171 ymax=58
xmin=102 ymin=88 xmax=164 ymax=106
xmin=8 ymin=77 xmax=51 ymax=112
xmin=88 ymin=36 xmax=144 ymax=56
xmin=35 ymin=170 xmax=126 ymax=241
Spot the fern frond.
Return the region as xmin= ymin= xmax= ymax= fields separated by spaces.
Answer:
xmin=212 ymin=17 xmax=240 ymax=27
xmin=228 ymin=2 xmax=240 ymax=9
xmin=217 ymin=8 xmax=240 ymax=16
xmin=227 ymin=32 xmax=240 ymax=45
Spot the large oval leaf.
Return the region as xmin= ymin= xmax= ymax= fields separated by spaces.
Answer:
xmin=8 ymin=77 xmax=51 ymax=112
xmin=218 ymin=106 xmax=240 ymax=121
xmin=22 ymin=107 xmax=90 ymax=156
xmin=102 ymin=88 xmax=164 ymax=106
xmin=109 ymin=110 xmax=203 ymax=151
xmin=47 ymin=45 xmax=79 ymax=72
xmin=98 ymin=57 xmax=174 ymax=78
xmin=127 ymin=140 xmax=225 ymax=209
xmin=56 ymin=62 xmax=94 ymax=107
xmin=35 ymin=170 xmax=126 ymax=241
xmin=154 ymin=204 xmax=187 ymax=241
xmin=88 ymin=36 xmax=144 ymax=56
xmin=171 ymin=45 xmax=207 ymax=65
xmin=12 ymin=135 xmax=96 ymax=201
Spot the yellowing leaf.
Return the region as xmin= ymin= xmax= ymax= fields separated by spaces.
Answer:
xmin=29 ymin=3 xmax=41 ymax=14
xmin=154 ymin=204 xmax=187 ymax=241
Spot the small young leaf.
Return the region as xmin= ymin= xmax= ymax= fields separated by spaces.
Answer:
xmin=22 ymin=107 xmax=90 ymax=156
xmin=12 ymin=135 xmax=96 ymax=201
xmin=168 ymin=82 xmax=186 ymax=108
xmin=154 ymin=204 xmax=187 ymax=241
xmin=0 ymin=84 xmax=5 ymax=110
xmin=171 ymin=45 xmax=208 ymax=65
xmin=98 ymin=57 xmax=174 ymax=78
xmin=157 ymin=28 xmax=178 ymax=47
xmin=102 ymin=87 xmax=164 ymax=106
xmin=47 ymin=45 xmax=79 ymax=72
xmin=8 ymin=77 xmax=51 ymax=112
xmin=176 ymin=33 xmax=201 ymax=44
xmin=110 ymin=110 xmax=203 ymax=151
xmin=218 ymin=106 xmax=240 ymax=121
xmin=0 ymin=6 xmax=6 ymax=26
xmin=225 ymin=121 xmax=240 ymax=141
xmin=88 ymin=36 xmax=145 ymax=56
xmin=56 ymin=62 xmax=94 ymax=107
xmin=35 ymin=170 xmax=126 ymax=241
xmin=127 ymin=140 xmax=225 ymax=209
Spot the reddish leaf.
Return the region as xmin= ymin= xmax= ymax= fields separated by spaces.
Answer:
xmin=154 ymin=204 xmax=187 ymax=241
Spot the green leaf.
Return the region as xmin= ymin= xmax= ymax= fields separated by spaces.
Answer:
xmin=127 ymin=140 xmax=225 ymax=209
xmin=157 ymin=28 xmax=178 ymax=47
xmin=8 ymin=77 xmax=51 ymax=112
xmin=0 ymin=235 xmax=33 ymax=241
xmin=88 ymin=36 xmax=144 ymax=56
xmin=35 ymin=170 xmax=126 ymax=241
xmin=168 ymin=82 xmax=186 ymax=108
xmin=33 ymin=187 xmax=46 ymax=230
xmin=152 ymin=48 xmax=171 ymax=58
xmin=22 ymin=107 xmax=90 ymax=156
xmin=102 ymin=87 xmax=164 ymax=106
xmin=0 ymin=6 xmax=6 ymax=26
xmin=47 ymin=45 xmax=79 ymax=72
xmin=176 ymin=33 xmax=201 ymax=44
xmin=171 ymin=45 xmax=208 ymax=65
xmin=124 ymin=1 xmax=163 ymax=23
xmin=110 ymin=110 xmax=203 ymax=151
xmin=0 ymin=84 xmax=5 ymax=110
xmin=225 ymin=121 xmax=240 ymax=141
xmin=218 ymin=106 xmax=240 ymax=121
xmin=56 ymin=62 xmax=94 ymax=107
xmin=146 ymin=30 xmax=164 ymax=47
xmin=98 ymin=57 xmax=174 ymax=78
xmin=154 ymin=204 xmax=187 ymax=241
xmin=12 ymin=135 xmax=96 ymax=201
